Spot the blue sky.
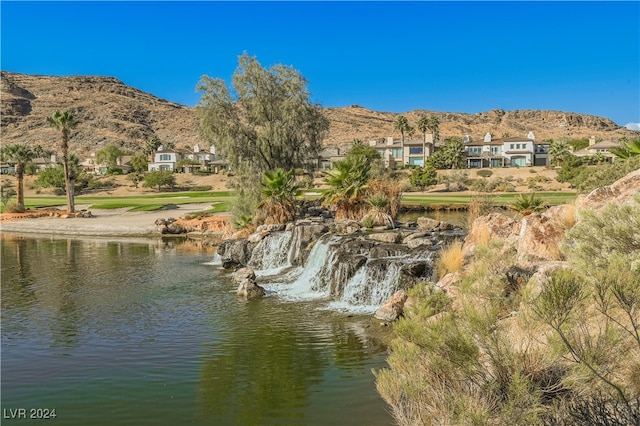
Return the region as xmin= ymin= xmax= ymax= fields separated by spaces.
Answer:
xmin=2 ymin=1 xmax=639 ymax=126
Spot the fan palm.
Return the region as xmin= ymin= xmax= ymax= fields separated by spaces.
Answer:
xmin=322 ymin=155 xmax=371 ymax=220
xmin=509 ymin=193 xmax=548 ymax=216
xmin=47 ymin=110 xmax=78 ymax=212
xmin=611 ymin=139 xmax=640 ymax=159
xmin=549 ymin=140 xmax=571 ymax=166
xmin=259 ymin=168 xmax=298 ymax=224
xmin=1 ymin=143 xmax=35 ymax=212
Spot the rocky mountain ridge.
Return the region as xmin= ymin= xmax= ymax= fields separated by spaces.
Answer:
xmin=1 ymin=71 xmax=634 ymax=156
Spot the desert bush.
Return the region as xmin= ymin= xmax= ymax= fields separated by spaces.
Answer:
xmin=476 ymin=169 xmax=493 ymax=178
xmin=3 ymin=200 xmax=24 ymax=213
xmin=436 ymin=240 xmax=464 ymax=279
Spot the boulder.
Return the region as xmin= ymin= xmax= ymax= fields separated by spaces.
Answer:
xmin=233 ymin=267 xmax=265 ymax=299
xmin=416 ymin=217 xmax=440 ymax=231
xmin=237 ymin=279 xmax=266 ymax=299
xmin=366 ymin=232 xmax=402 ymax=244
xmin=374 ymin=290 xmax=408 ymax=322
xmin=232 ymin=267 xmax=256 ymax=283
xmin=516 ymin=213 xmax=565 ymax=264
xmin=333 ymin=220 xmax=362 ymax=234
xmin=248 ymin=230 xmax=270 ymax=243
xmin=402 ymin=231 xmax=431 ymax=243
xmin=406 ymin=237 xmax=434 ymax=250
xmin=217 ymin=239 xmax=257 ymax=269
xmin=287 ymin=223 xmax=330 ymax=265
xmin=256 ymin=224 xmax=286 ymax=233
xmin=575 ymin=168 xmax=640 ymax=211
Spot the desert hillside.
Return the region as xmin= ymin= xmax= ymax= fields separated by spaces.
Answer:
xmin=1 ymin=71 xmax=634 ymax=156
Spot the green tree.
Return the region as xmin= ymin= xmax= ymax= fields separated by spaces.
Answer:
xmin=144 ymin=135 xmax=162 ymax=158
xmin=96 ymin=144 xmax=126 ymax=168
xmin=129 ymin=153 xmax=148 ymax=173
xmin=197 ymin=53 xmax=329 ymax=219
xmin=258 ymin=168 xmax=298 ymax=224
xmin=409 ymin=164 xmax=437 ymax=191
xmin=143 ymin=170 xmax=176 ymax=192
xmin=426 ymin=114 xmax=440 ymax=143
xmin=0 ymin=179 xmax=16 ymax=209
xmin=46 ymin=110 xmax=78 ymax=212
xmin=346 ymin=140 xmax=383 ymax=176
xmin=509 ymin=192 xmax=548 ymax=215
xmin=0 ymin=143 xmax=35 ymax=212
xmin=549 ymin=140 xmax=571 ymax=166
xmin=611 ymin=137 xmax=640 ymax=158
xmin=127 ymin=172 xmax=144 ymax=188
xmin=394 ymin=115 xmax=412 ymax=145
xmin=441 ymin=137 xmax=466 ymax=169
xmin=322 ymin=155 xmax=371 ymax=220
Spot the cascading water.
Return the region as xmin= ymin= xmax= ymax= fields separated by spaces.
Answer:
xmin=256 ymin=232 xmax=435 ymax=313
xmin=249 ymin=231 xmax=294 ymax=274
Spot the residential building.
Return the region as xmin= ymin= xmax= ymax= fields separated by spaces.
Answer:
xmin=368 ymin=134 xmax=434 ymax=168
xmin=573 ymin=137 xmax=621 ymax=163
xmin=317 ymin=147 xmax=345 ymax=169
xmin=148 ymin=146 xmax=185 ymax=172
xmin=465 ymin=131 xmax=548 ymax=168
xmin=148 ymin=144 xmax=229 ymax=173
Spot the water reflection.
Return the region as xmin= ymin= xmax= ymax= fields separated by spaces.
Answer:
xmin=1 ymin=235 xmax=394 ymax=425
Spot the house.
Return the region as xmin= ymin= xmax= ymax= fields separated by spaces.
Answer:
xmin=465 ymin=131 xmax=548 ymax=168
xmin=148 ymin=144 xmax=229 ymax=173
xmin=148 ymin=146 xmax=186 ymax=172
xmin=317 ymin=147 xmax=345 ymax=169
xmin=368 ymin=134 xmax=434 ymax=168
xmin=573 ymin=137 xmax=621 ymax=163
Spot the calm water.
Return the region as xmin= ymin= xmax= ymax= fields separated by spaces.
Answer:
xmin=1 ymin=235 xmax=393 ymax=425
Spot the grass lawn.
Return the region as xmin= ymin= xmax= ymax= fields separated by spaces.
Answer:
xmin=21 ymin=191 xmax=234 ymax=212
xmin=16 ymin=190 xmax=577 ymax=214
xmin=401 ymin=192 xmax=578 ymax=208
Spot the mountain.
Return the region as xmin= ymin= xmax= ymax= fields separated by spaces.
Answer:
xmin=1 ymin=71 xmax=633 ymax=156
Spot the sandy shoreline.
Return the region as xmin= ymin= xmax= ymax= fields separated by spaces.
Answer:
xmin=0 ymin=203 xmax=215 ymax=237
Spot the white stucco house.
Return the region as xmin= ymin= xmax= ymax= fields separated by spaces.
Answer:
xmin=465 ymin=131 xmax=549 ymax=168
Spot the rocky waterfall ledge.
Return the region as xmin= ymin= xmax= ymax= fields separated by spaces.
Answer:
xmin=217 ymin=217 xmax=466 ymax=315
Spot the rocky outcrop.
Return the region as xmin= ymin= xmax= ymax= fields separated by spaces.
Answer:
xmin=2 ymin=72 xmax=631 ymax=155
xmin=575 ymin=168 xmax=640 ymax=211
xmin=463 ymin=211 xmax=565 ymax=265
xmin=155 ymin=217 xmax=187 ymax=234
xmin=233 ymin=267 xmax=265 ymax=299
xmin=374 ymin=290 xmax=408 ymax=322
xmin=217 ymin=239 xmax=257 ymax=269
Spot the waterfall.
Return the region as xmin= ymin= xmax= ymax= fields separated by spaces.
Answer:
xmin=328 ymin=260 xmax=405 ymax=313
xmin=249 ymin=231 xmax=294 ymax=274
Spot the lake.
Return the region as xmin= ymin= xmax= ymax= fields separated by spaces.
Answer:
xmin=1 ymin=234 xmax=394 ymax=425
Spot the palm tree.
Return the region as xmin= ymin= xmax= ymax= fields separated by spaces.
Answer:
xmin=549 ymin=140 xmax=571 ymax=167
xmin=394 ymin=115 xmax=412 ymax=164
xmin=259 ymin=168 xmax=298 ymax=224
xmin=426 ymin=115 xmax=440 ymax=144
xmin=322 ymin=155 xmax=371 ymax=220
xmin=442 ymin=138 xmax=466 ymax=169
xmin=0 ymin=143 xmax=35 ymax=212
xmin=47 ymin=110 xmax=78 ymax=212
xmin=418 ymin=115 xmax=429 ymax=166
xmin=509 ymin=193 xmax=548 ymax=216
xmin=611 ymin=138 xmax=640 ymax=159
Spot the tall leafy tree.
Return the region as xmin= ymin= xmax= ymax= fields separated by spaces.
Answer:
xmin=46 ymin=110 xmax=78 ymax=212
xmin=130 ymin=153 xmax=148 ymax=173
xmin=96 ymin=144 xmax=126 ymax=168
xmin=0 ymin=143 xmax=35 ymax=212
xmin=144 ymin=135 xmax=162 ymax=158
xmin=197 ymin=53 xmax=329 ymax=218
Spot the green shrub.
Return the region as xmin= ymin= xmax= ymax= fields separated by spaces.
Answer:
xmin=476 ymin=169 xmax=493 ymax=178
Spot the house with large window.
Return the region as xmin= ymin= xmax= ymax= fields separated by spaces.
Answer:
xmin=368 ymin=134 xmax=434 ymax=168
xmin=465 ymin=131 xmax=548 ymax=168
xmin=148 ymin=146 xmax=186 ymax=172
